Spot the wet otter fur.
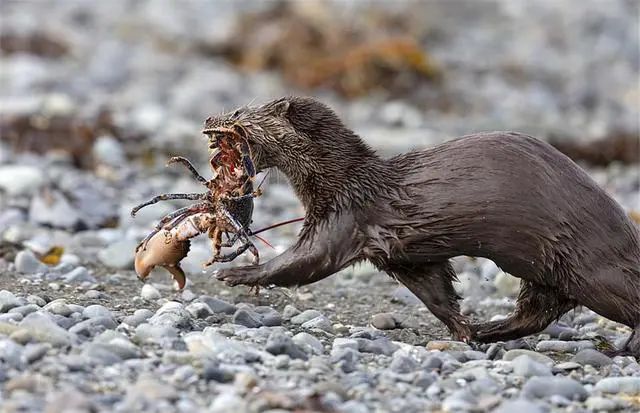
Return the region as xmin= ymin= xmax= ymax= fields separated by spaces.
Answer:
xmin=210 ymin=96 xmax=640 ymax=356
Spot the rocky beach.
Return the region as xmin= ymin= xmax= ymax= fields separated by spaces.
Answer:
xmin=0 ymin=1 xmax=639 ymax=412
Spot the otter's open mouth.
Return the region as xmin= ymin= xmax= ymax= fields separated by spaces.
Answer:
xmin=203 ymin=127 xmax=256 ymax=182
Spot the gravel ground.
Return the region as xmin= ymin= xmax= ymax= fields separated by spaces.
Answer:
xmin=1 ymin=1 xmax=639 ymax=412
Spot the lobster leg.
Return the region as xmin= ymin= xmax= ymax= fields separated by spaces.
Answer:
xmin=166 ymin=156 xmax=209 ymax=185
xmin=131 ymin=193 xmax=206 ymax=216
xmin=136 ymin=202 xmax=209 ymax=252
xmin=219 ymin=208 xmax=259 ymax=264
xmin=213 ymin=241 xmax=254 ymax=263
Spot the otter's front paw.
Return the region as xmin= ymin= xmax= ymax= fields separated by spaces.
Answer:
xmin=213 ymin=266 xmax=265 ymax=287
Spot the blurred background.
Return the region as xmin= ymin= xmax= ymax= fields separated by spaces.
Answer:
xmin=0 ymin=0 xmax=638 ymax=272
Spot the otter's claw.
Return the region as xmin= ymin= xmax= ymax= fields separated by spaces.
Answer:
xmin=213 ymin=267 xmax=264 ymax=287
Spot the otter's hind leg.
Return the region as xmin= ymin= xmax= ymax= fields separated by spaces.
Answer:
xmin=389 ymin=261 xmax=472 ymax=342
xmin=472 ymin=280 xmax=575 ymax=343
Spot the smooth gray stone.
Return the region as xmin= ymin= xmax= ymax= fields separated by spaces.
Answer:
xmin=522 ymin=376 xmax=588 ymax=401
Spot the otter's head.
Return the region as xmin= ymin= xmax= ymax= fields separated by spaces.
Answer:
xmin=202 ymin=97 xmax=300 ymax=174
xmin=204 ymin=96 xmax=386 ymax=218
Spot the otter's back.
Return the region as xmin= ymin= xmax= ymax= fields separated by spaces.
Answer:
xmin=387 ymin=132 xmax=639 ymax=284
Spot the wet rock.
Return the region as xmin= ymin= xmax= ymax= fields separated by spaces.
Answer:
xmin=522 ymin=376 xmax=588 ymax=401
xmin=595 ymin=377 xmax=640 ymax=394
xmin=15 ymin=250 xmax=48 ymax=274
xmin=371 ymin=312 xmax=397 ymax=330
xmin=570 ymin=348 xmax=612 ymax=367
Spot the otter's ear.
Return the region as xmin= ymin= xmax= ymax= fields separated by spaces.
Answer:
xmin=272 ymin=99 xmax=290 ymax=117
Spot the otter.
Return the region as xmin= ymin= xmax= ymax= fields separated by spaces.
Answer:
xmin=208 ymin=96 xmax=640 ymax=356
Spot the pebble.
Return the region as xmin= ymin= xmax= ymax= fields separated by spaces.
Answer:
xmin=44 ymin=300 xmax=73 ymax=317
xmin=301 ymin=315 xmax=334 ymax=333
xmin=0 ymin=165 xmax=44 ymax=195
xmin=502 ymin=349 xmax=554 ymax=366
xmin=426 ymin=340 xmax=471 ymax=351
xmin=292 ymin=332 xmax=324 ymax=355
xmin=82 ymin=304 xmax=113 ymax=320
xmin=282 ymin=304 xmax=300 ymax=319
xmin=63 ymin=266 xmax=97 ymax=284
xmin=511 ymin=355 xmax=552 ymax=377
xmin=265 ymin=332 xmax=307 ymax=360
xmin=535 ymin=340 xmax=594 ymax=353
xmin=134 ymin=323 xmax=179 ymax=344
xmin=585 ymin=396 xmax=619 ymax=411
xmin=140 ymin=284 xmax=162 ymax=300
xmin=330 ymin=348 xmax=359 ymax=373
xmin=14 ymin=250 xmax=48 ymax=274
xmin=291 ymin=309 xmax=323 ymax=324
xmin=594 ymin=377 xmax=640 ymax=394
xmin=570 ymin=348 xmax=613 ymax=367
xmin=254 ymin=306 xmax=282 ymax=326
xmin=19 ymin=312 xmax=73 ymax=347
xmin=371 ymin=312 xmax=397 ymax=329
xmin=390 ymin=353 xmax=419 ymax=373
xmin=22 ymin=343 xmax=49 ymax=364
xmin=186 ymin=302 xmax=213 ymax=319
xmin=232 ymin=309 xmax=264 ymax=328
xmin=69 ymin=316 xmax=117 ymax=336
xmin=148 ymin=302 xmax=191 ymax=328
xmin=198 ymin=296 xmax=236 ymax=314
xmin=522 ymin=376 xmax=588 ymax=401
xmin=0 ymin=290 xmax=22 ymax=312
xmin=122 ymin=309 xmax=154 ymax=327
xmin=333 ymin=338 xmax=360 ymax=352
xmin=357 ymin=337 xmax=398 ymax=356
